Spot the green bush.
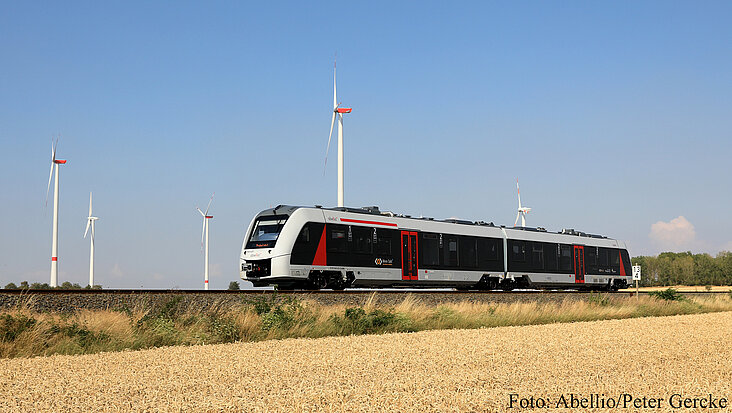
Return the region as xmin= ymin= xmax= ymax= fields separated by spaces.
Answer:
xmin=228 ymin=281 xmax=240 ymax=290
xmin=648 ymin=288 xmax=685 ymax=301
xmin=133 ymin=296 xmax=186 ymax=348
xmin=0 ymin=314 xmax=37 ymax=341
xmin=46 ymin=322 xmax=110 ymax=349
xmin=208 ymin=314 xmax=240 ymax=342
xmin=337 ymin=307 xmax=403 ymax=334
xmin=3 ymin=283 xmax=18 ymax=290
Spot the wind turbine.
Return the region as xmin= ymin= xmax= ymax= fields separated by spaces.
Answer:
xmin=514 ymin=178 xmax=531 ymax=227
xmin=84 ymin=193 xmax=99 ymax=288
xmin=324 ymin=58 xmax=352 ymax=207
xmin=46 ymin=136 xmax=67 ymax=288
xmin=196 ymin=194 xmax=214 ymax=290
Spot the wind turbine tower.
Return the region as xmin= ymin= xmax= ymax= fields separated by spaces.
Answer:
xmin=46 ymin=137 xmax=67 ymax=288
xmin=84 ymin=193 xmax=99 ymax=287
xmin=514 ymin=178 xmax=532 ymax=228
xmin=324 ymin=58 xmax=352 ymax=207
xmin=197 ymin=194 xmax=214 ymax=290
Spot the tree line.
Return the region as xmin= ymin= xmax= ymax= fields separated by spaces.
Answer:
xmin=3 ymin=281 xmax=102 ymax=290
xmin=632 ymin=251 xmax=732 ymax=286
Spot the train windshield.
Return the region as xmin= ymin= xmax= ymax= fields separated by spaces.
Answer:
xmin=246 ymin=215 xmax=289 ymax=249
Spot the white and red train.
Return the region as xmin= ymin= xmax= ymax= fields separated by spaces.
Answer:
xmin=239 ymin=205 xmax=632 ymax=290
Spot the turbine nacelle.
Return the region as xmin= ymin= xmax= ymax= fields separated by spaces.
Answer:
xmin=514 ymin=179 xmax=532 ymax=227
xmin=84 ymin=193 xmax=99 ymax=239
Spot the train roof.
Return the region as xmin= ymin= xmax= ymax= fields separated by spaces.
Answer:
xmin=260 ymin=204 xmax=616 ymax=242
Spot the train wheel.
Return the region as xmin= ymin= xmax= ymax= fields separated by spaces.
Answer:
xmin=307 ymin=272 xmax=328 ymax=290
xmin=500 ymin=279 xmax=515 ymax=291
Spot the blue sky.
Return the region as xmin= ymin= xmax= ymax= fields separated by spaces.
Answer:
xmin=1 ymin=1 xmax=731 ymax=288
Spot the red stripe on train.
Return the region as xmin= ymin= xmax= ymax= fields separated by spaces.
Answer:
xmin=312 ymin=226 xmax=327 ymax=266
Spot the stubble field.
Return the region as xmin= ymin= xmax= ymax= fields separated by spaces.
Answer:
xmin=1 ymin=311 xmax=730 ymax=412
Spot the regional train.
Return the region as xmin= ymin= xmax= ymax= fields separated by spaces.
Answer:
xmin=239 ymin=205 xmax=632 ymax=291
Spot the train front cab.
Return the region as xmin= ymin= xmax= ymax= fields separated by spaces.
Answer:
xmin=240 ymin=207 xmax=318 ymax=288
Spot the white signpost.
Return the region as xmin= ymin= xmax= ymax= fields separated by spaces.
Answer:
xmin=632 ymin=264 xmax=641 ymax=298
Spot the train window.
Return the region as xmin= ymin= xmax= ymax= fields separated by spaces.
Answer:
xmin=421 ymin=233 xmax=440 ymax=266
xmin=375 ymin=234 xmax=392 ymax=256
xmin=532 ymin=243 xmax=544 ymax=270
xmin=477 ymin=238 xmax=498 ymax=269
xmin=560 ymin=245 xmax=572 ymax=271
xmin=586 ymin=247 xmax=597 ymax=266
xmin=610 ymin=249 xmax=620 ymax=266
xmin=352 ymin=226 xmax=373 ymax=255
xmin=328 ymin=226 xmax=348 ymax=253
xmin=459 ymin=236 xmax=477 ymax=268
xmin=246 ymin=215 xmax=289 ymax=248
xmin=297 ymin=225 xmax=310 ymax=243
xmin=545 ymin=243 xmax=558 ymax=271
xmin=511 ymin=241 xmax=526 ymax=262
xmin=599 ymin=248 xmax=609 ymax=266
xmin=444 ymin=235 xmax=459 ymax=267
xmin=585 ymin=247 xmax=597 ymax=273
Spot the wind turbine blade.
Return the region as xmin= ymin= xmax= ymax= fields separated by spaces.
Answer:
xmin=196 ymin=207 xmax=205 ymax=217
xmin=204 ymin=193 xmax=214 ymax=215
xmin=516 ymin=178 xmax=522 ymax=208
xmin=200 ymin=218 xmax=206 ymax=250
xmin=333 ymin=58 xmax=337 ymax=109
xmin=88 ymin=192 xmax=93 ymax=216
xmin=515 ymin=212 xmax=520 ymax=226
xmin=324 ymin=112 xmax=336 ymax=175
xmin=45 ymin=163 xmax=53 ymax=206
xmin=84 ymin=220 xmax=91 ymax=238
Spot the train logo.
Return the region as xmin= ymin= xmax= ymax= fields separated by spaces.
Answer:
xmin=375 ymin=258 xmax=393 ymax=266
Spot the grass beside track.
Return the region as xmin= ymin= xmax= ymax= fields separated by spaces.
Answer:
xmin=1 ymin=290 xmax=731 ymax=358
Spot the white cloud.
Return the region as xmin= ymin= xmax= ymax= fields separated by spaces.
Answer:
xmin=649 ymin=216 xmax=696 ymax=251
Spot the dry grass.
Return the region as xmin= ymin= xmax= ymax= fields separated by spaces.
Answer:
xmin=2 ymin=293 xmax=732 ymax=359
xmin=621 ymin=284 xmax=732 ymax=292
xmin=0 ymin=311 xmax=730 ymax=412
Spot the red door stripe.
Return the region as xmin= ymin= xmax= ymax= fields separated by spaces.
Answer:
xmin=312 ymin=226 xmax=327 ymax=266
xmin=340 ymin=218 xmax=397 ymax=227
xmin=619 ymin=251 xmax=626 ymax=276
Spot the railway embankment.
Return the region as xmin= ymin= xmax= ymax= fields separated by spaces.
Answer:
xmin=0 ymin=289 xmax=724 ymax=312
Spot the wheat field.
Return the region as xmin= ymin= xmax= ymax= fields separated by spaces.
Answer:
xmin=1 ymin=311 xmax=730 ymax=412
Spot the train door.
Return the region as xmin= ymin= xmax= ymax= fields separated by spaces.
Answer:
xmin=573 ymin=245 xmax=585 ymax=284
xmin=401 ymin=231 xmax=418 ymax=281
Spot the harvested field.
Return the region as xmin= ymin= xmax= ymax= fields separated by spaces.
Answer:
xmin=1 ymin=312 xmax=730 ymax=412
